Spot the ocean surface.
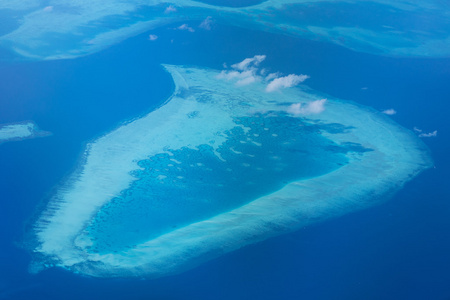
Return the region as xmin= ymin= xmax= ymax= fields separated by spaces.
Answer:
xmin=1 ymin=1 xmax=449 ymax=299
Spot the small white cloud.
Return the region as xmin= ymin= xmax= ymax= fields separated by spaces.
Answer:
xmin=217 ymin=55 xmax=267 ymax=87
xmin=199 ymin=16 xmax=213 ymax=30
xmin=414 ymin=127 xmax=437 ymax=137
xmin=265 ymin=72 xmax=280 ymax=81
xmin=236 ymin=76 xmax=257 ymax=86
xmin=382 ymin=108 xmax=396 ymax=115
xmin=216 ymin=70 xmax=259 ymax=86
xmin=148 ymin=34 xmax=158 ymax=41
xmin=217 ymin=55 xmax=309 ymax=92
xmin=287 ymin=99 xmax=327 ymax=115
xmin=266 ymin=74 xmax=309 ymax=92
xmin=165 ymin=5 xmax=177 ymax=13
xmin=177 ymin=24 xmax=195 ymax=32
xmin=231 ymin=55 xmax=266 ymax=71
xmin=216 ymin=70 xmax=240 ymax=81
xmin=43 ymin=6 xmax=53 ymax=12
xmin=419 ymin=130 xmax=437 ymax=138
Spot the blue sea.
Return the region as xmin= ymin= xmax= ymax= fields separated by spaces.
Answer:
xmin=1 ymin=2 xmax=450 ymax=299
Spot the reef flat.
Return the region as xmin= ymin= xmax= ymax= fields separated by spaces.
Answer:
xmin=0 ymin=121 xmax=50 ymax=144
xmin=1 ymin=0 xmax=448 ymax=60
xmin=31 ymin=64 xmax=432 ymax=278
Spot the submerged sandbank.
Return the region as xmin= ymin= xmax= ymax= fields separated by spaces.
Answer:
xmin=1 ymin=0 xmax=448 ymax=60
xmin=31 ymin=64 xmax=431 ymax=278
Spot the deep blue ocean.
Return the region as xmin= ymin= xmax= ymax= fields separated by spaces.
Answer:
xmin=1 ymin=19 xmax=449 ymax=300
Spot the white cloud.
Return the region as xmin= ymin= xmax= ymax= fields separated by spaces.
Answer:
xmin=419 ymin=130 xmax=437 ymax=138
xmin=177 ymin=24 xmax=195 ymax=32
xmin=43 ymin=6 xmax=53 ymax=12
xmin=148 ymin=34 xmax=158 ymax=41
xmin=165 ymin=5 xmax=177 ymax=13
xmin=236 ymin=76 xmax=257 ymax=86
xmin=217 ymin=55 xmax=309 ymax=91
xmin=216 ymin=70 xmax=243 ymax=81
xmin=287 ymin=99 xmax=327 ymax=115
xmin=265 ymin=72 xmax=280 ymax=81
xmin=266 ymin=74 xmax=309 ymax=92
xmin=414 ymin=127 xmax=437 ymax=137
xmin=231 ymin=55 xmax=266 ymax=71
xmin=216 ymin=55 xmax=267 ymax=87
xmin=199 ymin=16 xmax=213 ymax=30
xmin=216 ymin=69 xmax=259 ymax=86
xmin=382 ymin=108 xmax=396 ymax=115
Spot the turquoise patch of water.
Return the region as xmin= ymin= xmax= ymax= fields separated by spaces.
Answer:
xmin=274 ymin=2 xmax=448 ymax=34
xmin=192 ymin=0 xmax=265 ymax=8
xmin=0 ymin=10 xmax=25 ymax=36
xmin=85 ymin=113 xmax=369 ymax=253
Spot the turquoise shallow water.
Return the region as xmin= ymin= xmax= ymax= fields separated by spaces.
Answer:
xmin=1 ymin=0 xmax=449 ymax=59
xmin=86 ymin=114 xmax=367 ymax=253
xmin=195 ymin=0 xmax=265 ymax=7
xmin=0 ymin=0 xmax=449 ymax=298
xmin=25 ymin=60 xmax=430 ymax=280
xmin=275 ymin=2 xmax=447 ymax=33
